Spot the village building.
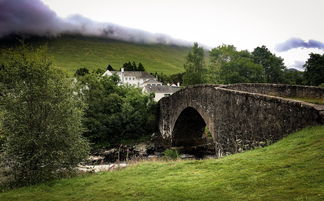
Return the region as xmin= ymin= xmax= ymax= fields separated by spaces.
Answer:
xmin=103 ymin=68 xmax=180 ymax=101
xmin=142 ymin=85 xmax=180 ymax=102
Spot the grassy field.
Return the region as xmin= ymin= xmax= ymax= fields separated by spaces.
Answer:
xmin=1 ymin=126 xmax=323 ymax=201
xmin=0 ymin=34 xmax=191 ymax=75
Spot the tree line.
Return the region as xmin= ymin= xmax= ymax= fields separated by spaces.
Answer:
xmin=165 ymin=43 xmax=323 ymax=87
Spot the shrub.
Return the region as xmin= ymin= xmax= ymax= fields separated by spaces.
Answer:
xmin=163 ymin=149 xmax=179 ymax=160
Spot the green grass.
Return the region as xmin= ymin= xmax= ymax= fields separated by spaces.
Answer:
xmin=1 ymin=126 xmax=324 ymax=201
xmin=288 ymin=97 xmax=324 ymax=105
xmin=0 ymin=34 xmax=190 ymax=75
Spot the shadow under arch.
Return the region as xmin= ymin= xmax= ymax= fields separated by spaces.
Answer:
xmin=172 ymin=107 xmax=210 ymax=155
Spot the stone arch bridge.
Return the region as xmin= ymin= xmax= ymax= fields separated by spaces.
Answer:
xmin=158 ymin=84 xmax=324 ymax=157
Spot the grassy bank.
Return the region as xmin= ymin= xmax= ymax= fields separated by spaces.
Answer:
xmin=1 ymin=126 xmax=324 ymax=201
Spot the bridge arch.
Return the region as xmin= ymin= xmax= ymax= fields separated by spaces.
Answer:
xmin=171 ymin=107 xmax=213 ymax=152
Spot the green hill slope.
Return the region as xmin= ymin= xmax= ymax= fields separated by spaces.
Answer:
xmin=0 ymin=34 xmax=191 ymax=75
xmin=1 ymin=126 xmax=323 ymax=201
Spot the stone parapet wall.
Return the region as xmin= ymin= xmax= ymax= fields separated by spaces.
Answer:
xmin=222 ymin=83 xmax=324 ymax=99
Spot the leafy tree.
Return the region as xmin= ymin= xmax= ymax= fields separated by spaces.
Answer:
xmin=219 ymin=57 xmax=265 ymax=84
xmin=78 ymin=73 xmax=157 ymax=149
xmin=208 ymin=44 xmax=265 ymax=84
xmin=153 ymin=72 xmax=184 ymax=85
xmin=208 ymin=45 xmax=238 ymax=83
xmin=252 ymin=46 xmax=286 ymax=83
xmin=0 ymin=45 xmax=89 ymax=187
xmin=75 ymin=67 xmax=89 ymax=76
xmin=183 ymin=42 xmax=205 ymax=85
xmin=94 ymin=68 xmax=105 ymax=75
xmin=303 ymin=53 xmax=324 ymax=86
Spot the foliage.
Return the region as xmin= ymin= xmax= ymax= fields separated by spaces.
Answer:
xmin=74 ymin=67 xmax=89 ymax=76
xmin=282 ymin=69 xmax=304 ymax=85
xmin=1 ymin=126 xmax=323 ymax=200
xmin=183 ymin=42 xmax=205 ymax=85
xmin=78 ymin=73 xmax=157 ymax=149
xmin=163 ymin=149 xmax=179 ymax=160
xmin=252 ymin=45 xmax=286 ymax=83
xmin=0 ymin=45 xmax=89 ymax=187
xmin=153 ymin=72 xmax=184 ymax=85
xmin=208 ymin=45 xmax=265 ymax=84
xmin=122 ymin=61 xmax=145 ymax=71
xmin=303 ymin=53 xmax=324 ymax=86
xmin=207 ymin=45 xmax=237 ymax=83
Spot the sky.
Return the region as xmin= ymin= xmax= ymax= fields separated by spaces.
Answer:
xmin=1 ymin=0 xmax=324 ymax=70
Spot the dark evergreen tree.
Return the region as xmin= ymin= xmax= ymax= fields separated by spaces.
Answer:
xmin=138 ymin=62 xmax=145 ymax=71
xmin=106 ymin=64 xmax=115 ymax=71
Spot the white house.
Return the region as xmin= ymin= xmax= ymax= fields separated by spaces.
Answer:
xmin=103 ymin=68 xmax=180 ymax=101
xmin=103 ymin=68 xmax=159 ymax=87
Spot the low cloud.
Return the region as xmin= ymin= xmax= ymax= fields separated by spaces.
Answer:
xmin=0 ymin=0 xmax=190 ymax=46
xmin=275 ymin=38 xmax=324 ymax=52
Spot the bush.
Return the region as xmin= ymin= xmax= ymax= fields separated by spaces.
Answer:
xmin=163 ymin=149 xmax=179 ymax=160
xmin=0 ymin=45 xmax=89 ymax=187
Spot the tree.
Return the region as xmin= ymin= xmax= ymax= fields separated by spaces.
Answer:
xmin=252 ymin=46 xmax=286 ymax=83
xmin=183 ymin=42 xmax=205 ymax=85
xmin=0 ymin=45 xmax=89 ymax=187
xmin=78 ymin=73 xmax=157 ymax=149
xmin=132 ymin=61 xmax=137 ymax=71
xmin=208 ymin=45 xmax=238 ymax=83
xmin=219 ymin=57 xmax=265 ymax=84
xmin=208 ymin=44 xmax=265 ymax=84
xmin=106 ymin=64 xmax=115 ymax=71
xmin=303 ymin=53 xmax=324 ymax=86
xmin=138 ymin=62 xmax=145 ymax=71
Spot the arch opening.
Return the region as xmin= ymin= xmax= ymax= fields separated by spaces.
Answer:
xmin=172 ymin=107 xmax=210 ymax=156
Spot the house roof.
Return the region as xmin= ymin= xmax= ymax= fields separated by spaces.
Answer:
xmin=144 ymin=85 xmax=180 ymax=94
xmin=110 ymin=71 xmax=155 ymax=79
xmin=143 ymin=79 xmax=162 ymax=84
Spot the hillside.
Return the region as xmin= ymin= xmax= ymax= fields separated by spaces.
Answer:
xmin=1 ymin=126 xmax=323 ymax=201
xmin=0 ymin=34 xmax=191 ymax=75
